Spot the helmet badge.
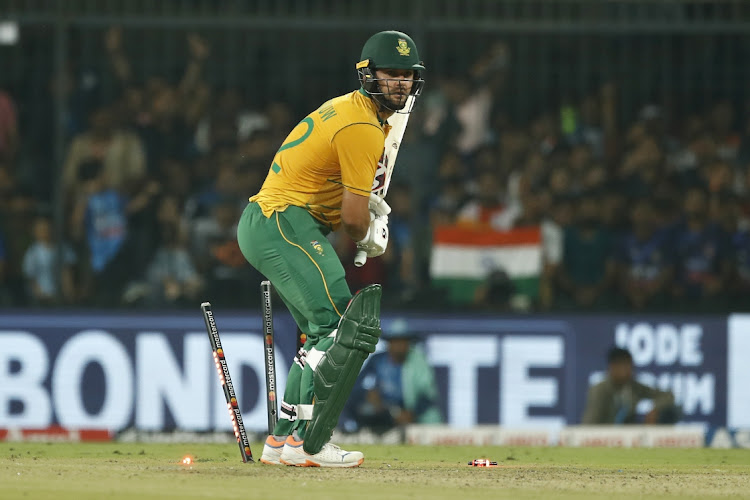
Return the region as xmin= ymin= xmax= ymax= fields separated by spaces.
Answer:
xmin=396 ymin=39 xmax=411 ymax=56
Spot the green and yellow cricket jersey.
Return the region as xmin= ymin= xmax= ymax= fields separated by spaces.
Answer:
xmin=250 ymin=89 xmax=391 ymax=230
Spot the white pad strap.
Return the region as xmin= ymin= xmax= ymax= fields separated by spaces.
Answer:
xmin=279 ymin=401 xmax=314 ymax=421
xmin=305 ymin=329 xmax=336 ymax=372
xmin=297 ymin=404 xmax=314 ymax=420
xmin=306 ymin=348 xmax=325 ymax=372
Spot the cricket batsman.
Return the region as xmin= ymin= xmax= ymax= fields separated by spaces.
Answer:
xmin=237 ymin=30 xmax=424 ymax=467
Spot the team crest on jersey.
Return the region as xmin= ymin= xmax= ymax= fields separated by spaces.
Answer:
xmin=396 ymin=39 xmax=410 ymax=56
xmin=311 ymin=240 xmax=324 ymax=256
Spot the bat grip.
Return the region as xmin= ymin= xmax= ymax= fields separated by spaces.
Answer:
xmin=354 ymin=249 xmax=367 ymax=267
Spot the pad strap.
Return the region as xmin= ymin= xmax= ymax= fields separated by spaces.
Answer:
xmin=293 ymin=347 xmax=307 ymax=369
xmin=279 ymin=401 xmax=314 ymax=421
xmin=306 ymin=348 xmax=325 ymax=371
xmin=295 ymin=330 xmax=336 ymax=370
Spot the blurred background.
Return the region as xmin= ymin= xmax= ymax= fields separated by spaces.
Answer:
xmin=3 ymin=0 xmax=750 ymax=313
xmin=1 ymin=1 xmax=750 ymax=439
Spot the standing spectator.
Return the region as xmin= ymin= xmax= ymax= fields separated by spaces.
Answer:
xmin=22 ymin=215 xmax=76 ymax=305
xmin=345 ymin=319 xmax=442 ymax=433
xmin=556 ymin=194 xmax=617 ymax=310
xmin=672 ymin=187 xmax=733 ymax=312
xmin=615 ymin=198 xmax=674 ymax=311
xmin=457 ymin=170 xmax=519 ymax=230
xmin=538 ymin=194 xmax=574 ymax=310
xmin=69 ymin=159 xmax=130 ymax=306
xmin=62 ymin=104 xmax=146 ymax=200
xmin=105 ymin=27 xmax=211 ymax=169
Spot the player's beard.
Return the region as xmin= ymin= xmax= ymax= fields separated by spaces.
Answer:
xmin=376 ymin=90 xmax=408 ymax=111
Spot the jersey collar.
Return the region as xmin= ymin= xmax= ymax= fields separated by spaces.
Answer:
xmin=358 ymin=88 xmax=387 ymax=126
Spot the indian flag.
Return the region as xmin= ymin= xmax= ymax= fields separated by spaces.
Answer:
xmin=430 ymin=225 xmax=542 ymax=304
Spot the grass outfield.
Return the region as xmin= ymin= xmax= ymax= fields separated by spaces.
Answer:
xmin=1 ymin=442 xmax=748 ymax=499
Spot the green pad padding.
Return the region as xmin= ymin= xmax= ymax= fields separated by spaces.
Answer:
xmin=303 ymin=284 xmax=382 ymax=454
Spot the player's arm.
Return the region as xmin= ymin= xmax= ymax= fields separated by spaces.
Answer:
xmin=633 ymin=380 xmax=675 ymax=408
xmin=341 ymin=190 xmax=369 ymax=242
xmin=333 ymin=123 xmax=383 ymax=242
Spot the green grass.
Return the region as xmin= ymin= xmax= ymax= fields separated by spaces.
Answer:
xmin=1 ymin=442 xmax=748 ymax=499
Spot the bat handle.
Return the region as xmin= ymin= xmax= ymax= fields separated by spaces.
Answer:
xmin=354 ymin=250 xmax=367 ymax=267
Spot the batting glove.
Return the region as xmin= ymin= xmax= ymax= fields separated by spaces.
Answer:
xmin=368 ymin=193 xmax=391 ymax=217
xmin=356 ymin=211 xmax=389 ymax=258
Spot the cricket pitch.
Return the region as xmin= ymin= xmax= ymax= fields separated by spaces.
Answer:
xmin=1 ymin=442 xmax=748 ymax=499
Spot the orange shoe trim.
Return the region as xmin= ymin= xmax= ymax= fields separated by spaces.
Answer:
xmin=264 ymin=436 xmax=285 ymax=449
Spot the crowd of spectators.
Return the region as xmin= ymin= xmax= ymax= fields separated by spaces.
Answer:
xmin=1 ymin=31 xmax=749 ymax=313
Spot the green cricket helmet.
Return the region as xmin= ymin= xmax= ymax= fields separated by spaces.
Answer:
xmin=356 ymin=30 xmax=425 ymax=113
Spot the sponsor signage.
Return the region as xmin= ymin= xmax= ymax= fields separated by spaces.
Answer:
xmin=0 ymin=312 xmax=747 ymax=431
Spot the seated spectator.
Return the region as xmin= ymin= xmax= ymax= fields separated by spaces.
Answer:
xmin=582 ymin=347 xmax=679 ymax=424
xmin=672 ymin=187 xmax=733 ymax=312
xmin=345 ymin=319 xmax=442 ymax=433
xmin=615 ymin=198 xmax=674 ymax=311
xmin=555 ymin=194 xmax=617 ymax=310
xmin=144 ymin=224 xmax=202 ymax=306
xmin=22 ymin=215 xmax=76 ymax=305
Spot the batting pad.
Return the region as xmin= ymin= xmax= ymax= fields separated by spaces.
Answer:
xmin=303 ymin=284 xmax=382 ymax=455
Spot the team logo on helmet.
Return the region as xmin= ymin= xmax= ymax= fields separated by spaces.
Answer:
xmin=396 ymin=39 xmax=411 ymax=56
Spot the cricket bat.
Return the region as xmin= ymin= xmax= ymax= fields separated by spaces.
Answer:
xmin=354 ymin=95 xmax=414 ymax=267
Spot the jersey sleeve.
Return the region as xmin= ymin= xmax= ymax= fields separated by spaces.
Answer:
xmin=332 ymin=123 xmax=384 ymax=196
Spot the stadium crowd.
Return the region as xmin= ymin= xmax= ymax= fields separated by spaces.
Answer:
xmin=1 ymin=30 xmax=749 ymax=313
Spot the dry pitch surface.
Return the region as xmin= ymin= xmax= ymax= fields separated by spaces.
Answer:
xmin=1 ymin=442 xmax=748 ymax=499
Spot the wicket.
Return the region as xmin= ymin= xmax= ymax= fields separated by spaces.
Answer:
xmin=201 ymin=301 xmax=254 ymax=463
xmin=260 ymin=281 xmax=279 ymax=436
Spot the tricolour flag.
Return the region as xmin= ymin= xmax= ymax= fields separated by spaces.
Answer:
xmin=430 ymin=225 xmax=542 ymax=304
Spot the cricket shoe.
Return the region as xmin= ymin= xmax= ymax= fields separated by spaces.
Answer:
xmin=259 ymin=435 xmax=285 ymax=465
xmin=279 ymin=435 xmax=364 ymax=468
